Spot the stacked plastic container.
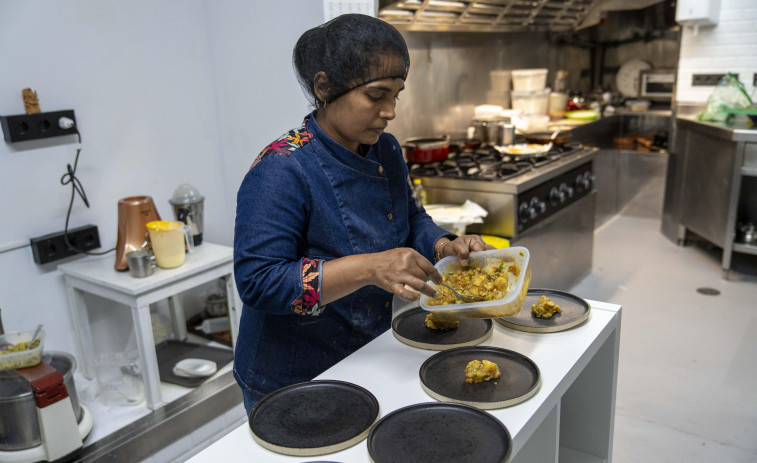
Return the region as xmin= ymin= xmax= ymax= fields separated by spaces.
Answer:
xmin=487 ymin=70 xmax=512 ymax=109
xmin=510 ymin=69 xmax=550 ymax=132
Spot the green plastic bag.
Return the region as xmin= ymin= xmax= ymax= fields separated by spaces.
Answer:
xmin=698 ymin=73 xmax=753 ymax=122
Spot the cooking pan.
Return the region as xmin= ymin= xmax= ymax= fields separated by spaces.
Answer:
xmin=403 ymin=137 xmax=449 ymax=163
xmin=524 ymin=131 xmax=572 ymax=146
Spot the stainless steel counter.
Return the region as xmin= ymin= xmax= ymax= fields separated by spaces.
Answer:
xmin=676 ymin=116 xmax=757 ymax=142
xmin=662 ymin=117 xmax=757 ymax=277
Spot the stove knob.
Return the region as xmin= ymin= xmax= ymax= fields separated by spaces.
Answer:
xmin=583 ymin=171 xmax=594 ymax=189
xmin=519 ymin=202 xmax=537 ymax=221
xmin=550 ymin=187 xmax=565 ymax=205
xmin=518 ymin=202 xmax=534 ymax=222
xmin=575 ymin=175 xmax=590 ymax=191
xmin=530 ymin=197 xmax=546 ymax=214
xmin=560 ymin=182 xmax=574 ymax=199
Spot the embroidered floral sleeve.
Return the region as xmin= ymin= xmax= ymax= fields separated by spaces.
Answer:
xmin=249 ymin=117 xmax=313 ymax=170
xmin=290 ymin=258 xmax=324 ymax=316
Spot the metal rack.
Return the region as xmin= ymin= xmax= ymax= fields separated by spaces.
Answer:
xmin=378 ymin=0 xmax=601 ymax=32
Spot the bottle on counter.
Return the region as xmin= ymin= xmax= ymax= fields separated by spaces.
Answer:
xmin=412 ymin=178 xmax=427 ymax=208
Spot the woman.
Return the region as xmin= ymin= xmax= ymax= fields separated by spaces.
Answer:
xmin=233 ymin=14 xmax=491 ymax=413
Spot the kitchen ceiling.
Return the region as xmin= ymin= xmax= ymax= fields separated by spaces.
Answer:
xmin=378 ymin=0 xmax=665 ymax=32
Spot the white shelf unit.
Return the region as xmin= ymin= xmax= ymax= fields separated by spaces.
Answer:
xmin=58 ymin=242 xmax=242 ymax=410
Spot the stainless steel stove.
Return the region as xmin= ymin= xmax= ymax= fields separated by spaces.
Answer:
xmin=411 ymin=142 xmax=598 ymax=290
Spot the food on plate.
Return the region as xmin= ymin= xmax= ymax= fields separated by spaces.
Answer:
xmin=502 ymin=143 xmax=548 ymax=155
xmin=427 ymin=259 xmax=520 ymax=306
xmin=465 ymin=359 xmax=501 ymax=384
xmin=531 ymin=295 xmax=561 ymax=319
xmin=424 ymin=313 xmax=460 ymax=331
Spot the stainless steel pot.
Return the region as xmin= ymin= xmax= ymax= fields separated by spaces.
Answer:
xmin=0 ymin=351 xmax=81 ymax=451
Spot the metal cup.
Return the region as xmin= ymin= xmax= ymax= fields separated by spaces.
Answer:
xmin=126 ymin=250 xmax=156 ymax=278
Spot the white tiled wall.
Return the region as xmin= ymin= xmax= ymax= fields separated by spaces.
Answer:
xmin=676 ymin=0 xmax=757 ymax=103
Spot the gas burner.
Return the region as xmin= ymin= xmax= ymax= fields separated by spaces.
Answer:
xmin=439 ymin=165 xmax=461 ymax=177
xmin=409 ymin=165 xmax=439 ymax=177
xmin=465 ymin=166 xmax=481 ymax=177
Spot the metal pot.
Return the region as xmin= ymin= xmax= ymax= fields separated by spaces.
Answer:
xmin=403 ymin=137 xmax=450 ymax=163
xmin=0 ymin=351 xmax=81 ymax=451
xmin=738 ymin=222 xmax=756 ymax=244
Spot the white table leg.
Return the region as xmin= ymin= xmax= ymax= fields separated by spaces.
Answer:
xmin=64 ymin=282 xmax=96 ymax=380
xmin=167 ymin=295 xmax=187 ymax=341
xmin=131 ymin=301 xmax=164 ymax=410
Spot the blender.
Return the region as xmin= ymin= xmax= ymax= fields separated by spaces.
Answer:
xmin=169 ymin=184 xmax=205 ymax=246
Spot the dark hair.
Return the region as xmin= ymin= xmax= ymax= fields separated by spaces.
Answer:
xmin=293 ymin=14 xmax=410 ymax=108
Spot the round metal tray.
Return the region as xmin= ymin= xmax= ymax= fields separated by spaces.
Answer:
xmin=496 ymin=289 xmax=590 ymax=333
xmin=367 ymin=402 xmax=512 ymax=463
xmin=392 ymin=307 xmax=493 ymax=350
xmin=249 ymin=380 xmax=379 ymax=457
xmin=419 ymin=346 xmax=540 ymax=409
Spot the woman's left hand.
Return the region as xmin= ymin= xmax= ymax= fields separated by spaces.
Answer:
xmin=438 ymin=235 xmax=495 ymax=266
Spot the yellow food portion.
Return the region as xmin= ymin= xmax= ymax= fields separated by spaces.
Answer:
xmin=465 ymin=359 xmax=501 ymax=384
xmin=0 ymin=338 xmax=41 ymax=355
xmin=531 ymin=295 xmax=561 ymax=319
xmin=0 ymin=339 xmax=42 ymax=371
xmin=427 ymin=259 xmax=520 ymax=306
xmin=424 ymin=313 xmax=460 ymax=331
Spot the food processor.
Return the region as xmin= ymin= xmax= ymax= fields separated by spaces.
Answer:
xmin=169 ymin=184 xmax=205 ymax=246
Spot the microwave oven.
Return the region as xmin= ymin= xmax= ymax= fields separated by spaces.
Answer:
xmin=639 ymin=69 xmax=676 ymax=101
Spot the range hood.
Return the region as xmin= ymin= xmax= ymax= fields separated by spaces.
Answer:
xmin=378 ymin=0 xmax=665 ymax=32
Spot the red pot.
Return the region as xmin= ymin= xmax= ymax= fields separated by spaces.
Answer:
xmin=403 ymin=137 xmax=449 ymax=163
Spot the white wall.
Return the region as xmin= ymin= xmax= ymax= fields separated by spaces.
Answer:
xmin=676 ymin=0 xmax=757 ymax=103
xmin=0 ymin=0 xmax=320 ymax=357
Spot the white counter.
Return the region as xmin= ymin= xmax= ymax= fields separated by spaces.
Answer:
xmin=188 ymin=299 xmax=621 ymax=463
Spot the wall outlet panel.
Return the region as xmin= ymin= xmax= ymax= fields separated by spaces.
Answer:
xmin=691 ymin=73 xmax=735 ymax=86
xmin=30 ymin=224 xmax=100 ymax=264
xmin=1 ymin=109 xmax=76 ymax=143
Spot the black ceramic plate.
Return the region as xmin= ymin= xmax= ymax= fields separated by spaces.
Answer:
xmin=249 ymin=380 xmax=379 ymax=457
xmin=392 ymin=307 xmax=493 ymax=350
xmin=496 ymin=289 xmax=591 ymax=333
xmin=367 ymin=402 xmax=511 ymax=463
xmin=419 ymin=346 xmax=540 ymax=410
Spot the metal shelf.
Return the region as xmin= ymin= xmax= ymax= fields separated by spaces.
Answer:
xmin=733 ymin=242 xmax=757 ymax=256
xmin=378 ymin=0 xmax=599 ymax=32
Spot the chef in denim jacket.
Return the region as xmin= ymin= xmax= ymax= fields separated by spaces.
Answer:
xmin=234 ymin=14 xmax=492 ymax=414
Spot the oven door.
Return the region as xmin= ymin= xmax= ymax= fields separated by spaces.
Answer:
xmin=510 ymin=190 xmax=595 ymax=291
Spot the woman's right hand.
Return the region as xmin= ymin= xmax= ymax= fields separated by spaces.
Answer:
xmin=369 ymin=248 xmax=441 ymax=301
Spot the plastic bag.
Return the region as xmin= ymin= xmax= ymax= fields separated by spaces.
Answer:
xmin=698 ymin=73 xmax=753 ymax=122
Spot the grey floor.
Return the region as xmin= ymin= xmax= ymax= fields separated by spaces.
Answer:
xmin=570 ymin=209 xmax=757 ymax=462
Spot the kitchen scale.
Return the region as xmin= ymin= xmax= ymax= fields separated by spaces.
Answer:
xmin=1 ymin=360 xmax=93 ymax=463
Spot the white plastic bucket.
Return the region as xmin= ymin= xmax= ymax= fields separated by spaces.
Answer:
xmin=490 ymin=70 xmax=512 ymax=92
xmin=511 ymin=88 xmax=550 ymax=115
xmin=511 ymin=68 xmax=548 ymax=92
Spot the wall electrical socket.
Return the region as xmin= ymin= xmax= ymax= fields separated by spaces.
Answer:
xmin=691 ymin=73 xmax=736 ymax=86
xmin=1 ymin=109 xmax=77 ymax=143
xmin=30 ymin=224 xmax=100 ymax=264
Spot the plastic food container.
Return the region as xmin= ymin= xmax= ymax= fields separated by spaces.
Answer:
xmin=511 ymin=88 xmax=550 ymax=115
xmin=0 ymin=329 xmax=45 ymax=371
xmin=490 ymin=70 xmax=512 ymax=92
xmin=511 ymin=69 xmax=548 ymax=92
xmin=420 ymin=247 xmax=531 ymax=320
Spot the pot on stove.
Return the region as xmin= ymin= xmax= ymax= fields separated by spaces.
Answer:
xmin=403 ymin=136 xmax=450 ymax=163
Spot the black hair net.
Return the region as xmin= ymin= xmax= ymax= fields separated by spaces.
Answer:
xmin=293 ymin=14 xmax=410 ymax=108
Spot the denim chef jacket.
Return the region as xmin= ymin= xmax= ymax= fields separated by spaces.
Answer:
xmin=233 ymin=113 xmax=451 ymax=400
